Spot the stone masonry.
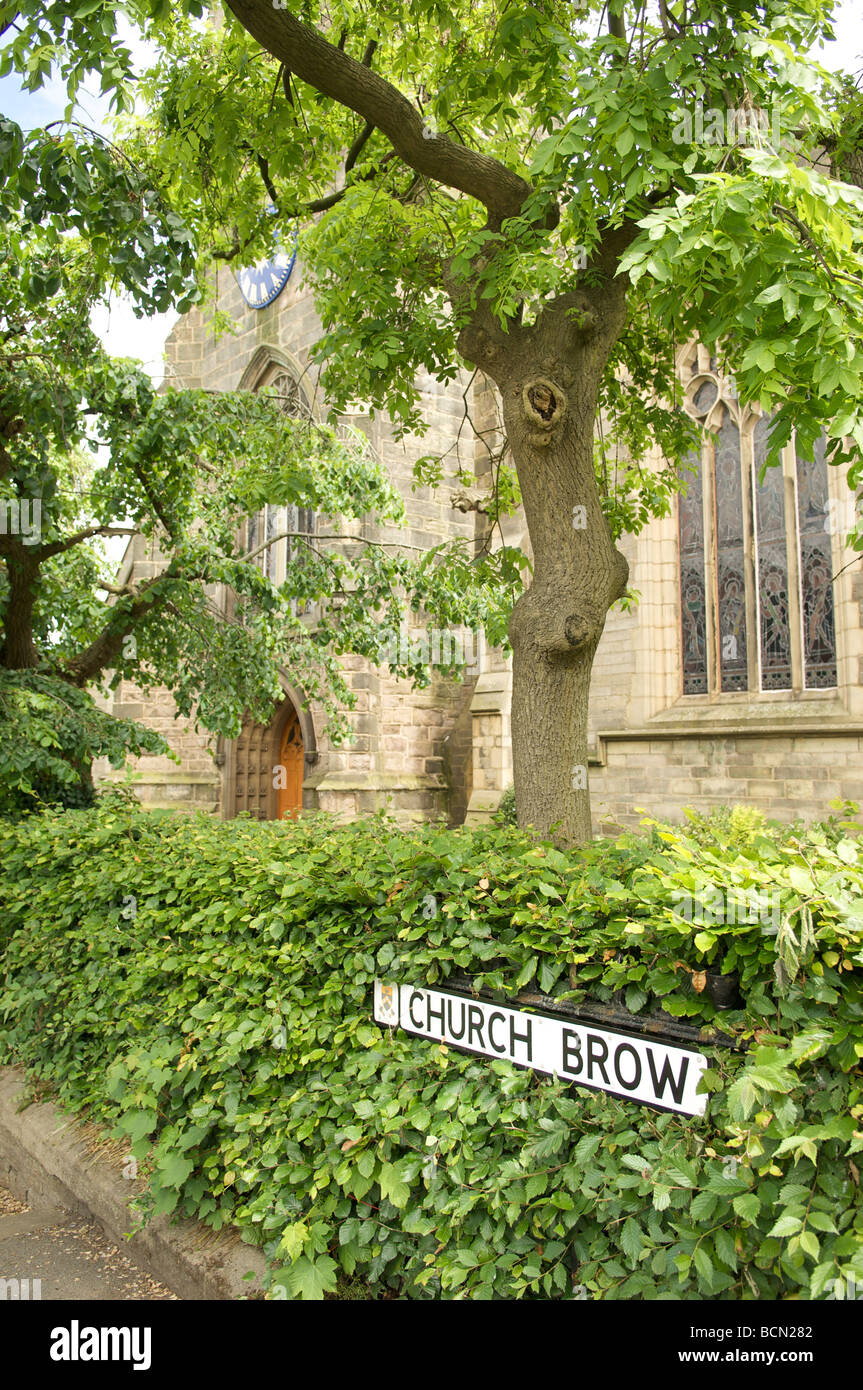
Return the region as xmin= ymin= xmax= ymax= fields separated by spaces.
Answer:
xmin=97 ymin=258 xmax=863 ymax=833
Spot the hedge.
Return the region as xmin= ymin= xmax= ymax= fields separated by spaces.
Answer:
xmin=0 ymin=804 xmax=861 ymax=1300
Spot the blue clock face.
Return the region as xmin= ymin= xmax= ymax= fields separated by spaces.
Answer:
xmin=236 ymin=244 xmax=297 ymax=309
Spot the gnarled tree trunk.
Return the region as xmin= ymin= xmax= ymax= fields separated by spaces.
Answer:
xmin=460 ymin=267 xmax=631 ymax=843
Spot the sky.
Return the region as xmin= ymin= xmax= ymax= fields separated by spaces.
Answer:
xmin=1 ymin=1 xmax=863 ymax=383
xmin=0 ymin=21 xmax=176 ymax=383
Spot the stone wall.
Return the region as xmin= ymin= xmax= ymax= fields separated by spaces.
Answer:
xmin=100 ymin=259 xmax=483 ymax=823
xmin=93 ymin=676 xmax=220 ymax=813
xmin=589 ymin=729 xmax=863 ymax=835
xmin=92 ymin=533 xmax=221 ymax=812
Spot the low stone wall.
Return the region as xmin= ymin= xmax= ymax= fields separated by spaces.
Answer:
xmin=589 ymin=726 xmax=863 ymax=833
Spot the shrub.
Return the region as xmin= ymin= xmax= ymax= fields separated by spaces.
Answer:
xmin=679 ymin=804 xmax=769 ymax=849
xmin=0 ymin=806 xmax=860 ymax=1300
xmin=0 ymin=670 xmax=170 ymax=818
xmin=492 ymin=785 xmax=517 ymax=827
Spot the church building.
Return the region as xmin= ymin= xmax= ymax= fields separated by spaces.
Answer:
xmin=98 ymin=247 xmax=863 ymax=834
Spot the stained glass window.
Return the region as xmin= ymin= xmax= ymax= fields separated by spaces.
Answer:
xmin=796 ymin=433 xmax=838 ymax=688
xmin=713 ymin=413 xmax=748 ymax=691
xmin=678 ymin=453 xmax=708 ymax=695
xmin=752 ymin=416 xmax=792 ymax=690
xmin=678 ymin=364 xmax=839 ymax=696
xmin=264 ymin=502 xmax=280 ymax=581
xmin=246 ymin=370 xmax=316 ymax=609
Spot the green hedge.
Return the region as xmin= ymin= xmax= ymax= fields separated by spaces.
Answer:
xmin=0 ymin=805 xmax=861 ymax=1300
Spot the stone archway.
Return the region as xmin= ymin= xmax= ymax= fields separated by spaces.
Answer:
xmin=225 ymin=696 xmax=310 ymax=821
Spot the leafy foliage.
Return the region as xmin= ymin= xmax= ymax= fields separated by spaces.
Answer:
xmin=0 ymin=113 xmax=199 ymax=317
xmin=0 ymin=670 xmax=170 ymax=817
xmin=8 ymin=2 xmax=863 ymax=526
xmin=0 ymin=804 xmax=859 ymax=1299
xmin=492 ymin=784 xmax=517 ymax=827
xmin=0 ymin=204 xmax=513 ymax=809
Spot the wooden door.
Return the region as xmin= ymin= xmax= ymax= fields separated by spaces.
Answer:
xmin=232 ymin=719 xmax=272 ymax=819
xmin=277 ymin=709 xmax=304 ymax=820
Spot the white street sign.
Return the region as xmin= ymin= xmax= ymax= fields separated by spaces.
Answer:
xmin=374 ymin=980 xmax=709 ymax=1116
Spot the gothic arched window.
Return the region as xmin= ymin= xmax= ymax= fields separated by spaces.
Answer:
xmin=245 ymin=367 xmax=316 ymax=609
xmin=677 ymin=346 xmax=837 ymax=695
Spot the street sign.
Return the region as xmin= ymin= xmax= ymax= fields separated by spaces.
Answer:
xmin=374 ymin=980 xmax=710 ymax=1116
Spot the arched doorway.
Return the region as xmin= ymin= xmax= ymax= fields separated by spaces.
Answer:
xmin=227 ymin=698 xmax=306 ymax=821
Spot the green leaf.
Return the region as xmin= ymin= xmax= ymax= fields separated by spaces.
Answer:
xmin=728 ymin=1075 xmax=760 ymax=1121
xmin=787 ymin=865 xmax=815 ymax=895
xmin=733 ymin=1193 xmax=761 ymax=1223
xmin=693 ymin=1245 xmax=714 ymax=1284
xmin=691 ymin=1190 xmax=718 ymax=1221
xmin=807 ymin=1211 xmax=837 ymax=1234
xmin=117 ymin=1110 xmax=158 ymax=1143
xmin=156 ymin=1153 xmax=194 ymax=1189
xmin=277 ymin=1220 xmax=310 ymax=1261
xmin=713 ymin=1227 xmax=738 ymax=1272
xmin=284 ymin=1255 xmax=339 ymax=1301
xmin=769 ymin=1213 xmax=803 ymax=1238
xmin=378 ymin=1161 xmax=411 ymax=1210
xmin=799 ymin=1230 xmax=820 ymax=1260
xmin=620 ymin=1218 xmax=643 ymax=1266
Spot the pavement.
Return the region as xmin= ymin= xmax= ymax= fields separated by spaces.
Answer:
xmin=0 ymin=1182 xmax=178 ymax=1301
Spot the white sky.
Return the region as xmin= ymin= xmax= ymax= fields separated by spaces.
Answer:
xmin=0 ymin=21 xmax=176 ymax=383
xmin=0 ymin=1 xmax=862 ymax=382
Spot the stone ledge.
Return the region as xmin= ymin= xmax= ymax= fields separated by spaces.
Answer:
xmin=97 ymin=772 xmax=220 ymax=786
xmin=469 ymin=669 xmax=512 ymax=715
xmin=465 ymin=789 xmax=504 ymax=823
xmin=307 ymin=771 xmax=446 ymax=792
xmin=641 ymin=699 xmax=853 ymax=731
xmin=0 ymin=1067 xmax=267 ymax=1301
xmin=593 ymin=722 xmax=863 ymax=765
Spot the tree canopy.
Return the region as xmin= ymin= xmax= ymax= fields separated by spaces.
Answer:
xmin=3 ymin=0 xmax=863 ymax=835
xmin=0 ymin=126 xmax=506 ymax=813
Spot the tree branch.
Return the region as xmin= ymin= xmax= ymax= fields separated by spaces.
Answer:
xmin=657 ymin=0 xmax=678 ymax=38
xmin=212 ymin=148 xmax=400 ymax=260
xmin=607 ymin=0 xmax=626 ymax=41
xmin=38 ymin=526 xmax=138 ymax=559
xmin=95 ymin=580 xmax=136 ymax=597
xmin=128 ymin=460 xmax=176 ymax=539
xmin=59 ymin=571 xmax=178 ymax=687
xmin=344 ymin=118 xmax=375 ymax=172
xmin=225 ymin=0 xmax=548 ymax=227
xmin=257 ymin=152 xmax=279 ymax=205
xmin=240 ymin=530 xmax=427 ymax=564
xmin=773 ymin=203 xmax=863 ymax=290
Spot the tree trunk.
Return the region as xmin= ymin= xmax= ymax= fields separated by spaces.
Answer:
xmin=224 ymin=0 xmax=639 ymax=844
xmin=510 ymin=622 xmax=601 ymax=845
xmin=0 ymin=550 xmax=40 ymax=669
xmin=460 ymin=280 xmax=630 ymax=844
xmin=504 ymin=373 xmax=628 ymax=844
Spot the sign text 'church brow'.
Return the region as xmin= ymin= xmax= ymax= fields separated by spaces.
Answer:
xmin=374 ymin=981 xmax=710 ymax=1117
